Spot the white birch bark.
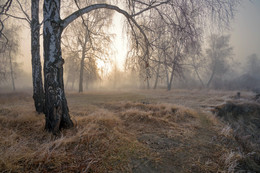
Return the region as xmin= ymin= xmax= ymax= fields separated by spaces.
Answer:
xmin=43 ymin=0 xmax=73 ymax=133
xmin=31 ymin=0 xmax=44 ymax=113
xmin=42 ymin=0 xmax=149 ymax=133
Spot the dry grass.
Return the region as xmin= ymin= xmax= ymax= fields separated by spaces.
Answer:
xmin=0 ymin=90 xmax=257 ymax=172
xmin=0 ymin=93 xmax=149 ymax=172
xmin=214 ymin=101 xmax=260 ymax=172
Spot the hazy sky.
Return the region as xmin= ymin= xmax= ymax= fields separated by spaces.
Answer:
xmin=230 ymin=0 xmax=260 ymax=64
xmin=18 ymin=1 xmax=260 ymax=74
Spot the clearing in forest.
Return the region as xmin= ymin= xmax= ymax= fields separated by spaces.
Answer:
xmin=0 ymin=90 xmax=259 ymax=172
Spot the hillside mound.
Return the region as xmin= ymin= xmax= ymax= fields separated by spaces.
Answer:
xmin=214 ymin=101 xmax=260 ymax=172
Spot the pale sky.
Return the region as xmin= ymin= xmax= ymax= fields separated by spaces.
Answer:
xmin=230 ymin=0 xmax=260 ymax=64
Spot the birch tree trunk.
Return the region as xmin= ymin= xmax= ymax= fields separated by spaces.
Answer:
xmin=194 ymin=67 xmax=205 ymax=88
xmin=9 ymin=49 xmax=15 ymax=91
xmin=78 ymin=57 xmax=85 ymax=93
xmin=71 ymin=78 xmax=75 ymax=90
xmin=168 ymin=62 xmax=175 ymax=91
xmin=42 ymin=0 xmax=149 ymax=133
xmin=153 ymin=63 xmax=160 ymax=89
xmin=78 ymin=33 xmax=88 ymax=93
xmin=31 ymin=0 xmax=44 ymax=113
xmin=164 ymin=52 xmax=170 ymax=90
xmin=43 ymin=0 xmax=73 ymax=133
xmin=146 ymin=68 xmax=150 ymax=89
xmin=207 ymin=45 xmax=217 ymax=88
xmin=206 ymin=62 xmax=216 ymax=88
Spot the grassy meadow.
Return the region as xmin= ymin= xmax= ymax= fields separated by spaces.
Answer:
xmin=0 ymin=90 xmax=259 ymax=172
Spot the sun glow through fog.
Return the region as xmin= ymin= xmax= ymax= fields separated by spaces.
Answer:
xmin=110 ymin=13 xmax=128 ymax=71
xmin=96 ymin=9 xmax=128 ymax=77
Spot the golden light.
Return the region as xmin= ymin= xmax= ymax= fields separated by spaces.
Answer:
xmin=110 ymin=12 xmax=128 ymax=71
xmin=96 ymin=11 xmax=128 ymax=76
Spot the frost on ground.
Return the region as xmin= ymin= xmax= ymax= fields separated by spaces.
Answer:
xmin=0 ymin=90 xmax=259 ymax=172
xmin=214 ymin=101 xmax=260 ymax=172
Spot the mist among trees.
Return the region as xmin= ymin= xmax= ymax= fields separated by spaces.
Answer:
xmin=0 ymin=0 xmax=258 ymax=131
xmin=1 ymin=0 xmax=260 ymax=172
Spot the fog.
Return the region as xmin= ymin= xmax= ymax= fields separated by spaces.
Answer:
xmin=2 ymin=1 xmax=260 ymax=171
xmin=230 ymin=1 xmax=260 ymax=68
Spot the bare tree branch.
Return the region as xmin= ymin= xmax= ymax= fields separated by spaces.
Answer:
xmin=15 ymin=0 xmax=31 ymax=22
xmin=0 ymin=0 xmax=12 ymax=14
xmin=4 ymin=12 xmax=30 ymax=23
xmin=0 ymin=0 xmax=12 ymax=40
xmin=62 ymin=3 xmax=150 ymax=62
xmin=131 ymin=0 xmax=170 ymax=17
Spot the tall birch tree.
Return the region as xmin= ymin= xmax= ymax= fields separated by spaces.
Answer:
xmin=4 ymin=0 xmax=44 ymax=112
xmin=42 ymin=1 xmax=149 ymax=133
xmin=31 ymin=0 xmax=44 ymax=112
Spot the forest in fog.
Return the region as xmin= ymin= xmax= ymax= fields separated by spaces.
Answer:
xmin=0 ymin=0 xmax=260 ymax=172
xmin=0 ymin=0 xmax=259 ymax=92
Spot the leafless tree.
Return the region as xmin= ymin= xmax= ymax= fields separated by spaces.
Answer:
xmin=205 ymin=34 xmax=233 ymax=88
xmin=62 ymin=0 xmax=113 ymax=93
xmin=185 ymin=41 xmax=206 ymax=88
xmin=63 ymin=51 xmax=79 ymax=90
xmin=38 ymin=0 xmax=243 ymax=133
xmin=0 ymin=24 xmax=20 ymax=90
xmin=31 ymin=0 xmax=44 ymax=112
xmin=3 ymin=0 xmax=44 ymax=112
xmin=125 ymin=0 xmax=240 ymax=90
xmin=0 ymin=0 xmax=13 ymax=52
xmin=42 ymin=0 xmax=153 ymax=133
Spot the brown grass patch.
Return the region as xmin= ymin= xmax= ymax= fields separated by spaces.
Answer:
xmin=1 ymin=91 xmax=255 ymax=172
xmin=0 ymin=111 xmax=149 ymax=172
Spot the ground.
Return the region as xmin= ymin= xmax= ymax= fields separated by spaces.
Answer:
xmin=0 ymin=89 xmax=259 ymax=172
